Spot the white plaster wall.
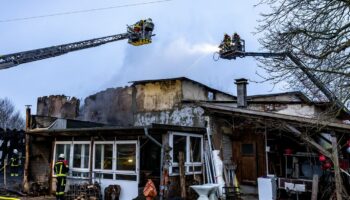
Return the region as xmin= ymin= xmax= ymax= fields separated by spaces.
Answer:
xmin=215 ymin=93 xmax=235 ymax=101
xmin=134 ymin=105 xmax=206 ymax=127
xmin=182 ymin=81 xmax=207 ymax=101
xmin=274 ymin=104 xmax=316 ymax=118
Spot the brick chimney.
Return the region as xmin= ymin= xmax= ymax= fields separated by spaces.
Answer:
xmin=235 ymin=78 xmax=248 ymax=108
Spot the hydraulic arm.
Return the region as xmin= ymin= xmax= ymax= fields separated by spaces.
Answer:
xmin=215 ymin=39 xmax=349 ymax=114
xmin=0 ymin=19 xmax=155 ymax=70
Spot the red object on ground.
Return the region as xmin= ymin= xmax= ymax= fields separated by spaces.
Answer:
xmin=319 ymin=154 xmax=326 ymax=162
xmin=284 ymin=148 xmax=293 ymax=155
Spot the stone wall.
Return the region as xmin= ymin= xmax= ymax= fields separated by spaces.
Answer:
xmin=37 ymin=95 xmax=79 ymax=119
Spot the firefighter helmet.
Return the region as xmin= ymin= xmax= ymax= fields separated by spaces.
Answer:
xmin=59 ymin=154 xmax=65 ymax=159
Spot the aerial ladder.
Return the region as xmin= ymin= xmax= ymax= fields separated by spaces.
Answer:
xmin=0 ymin=18 xmax=155 ymax=70
xmin=214 ymin=34 xmax=350 ymax=114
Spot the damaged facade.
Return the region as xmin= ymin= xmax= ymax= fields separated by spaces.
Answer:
xmin=25 ymin=77 xmax=350 ymax=199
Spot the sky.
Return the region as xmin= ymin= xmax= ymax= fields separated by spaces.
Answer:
xmin=0 ymin=0 xmax=285 ymax=116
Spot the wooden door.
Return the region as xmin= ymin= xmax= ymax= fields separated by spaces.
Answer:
xmin=239 ymin=142 xmax=257 ymax=184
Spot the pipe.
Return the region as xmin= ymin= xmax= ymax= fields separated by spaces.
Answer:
xmin=144 ymin=128 xmax=164 ymax=200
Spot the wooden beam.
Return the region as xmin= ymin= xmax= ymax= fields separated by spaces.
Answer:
xmin=331 ymin=134 xmax=342 ymax=200
xmin=285 ymin=124 xmax=332 ymax=158
xmin=22 ymin=134 xmax=30 ymax=193
xmin=311 ymin=174 xmax=319 ymax=200
xmin=179 ymin=152 xmax=186 ymax=199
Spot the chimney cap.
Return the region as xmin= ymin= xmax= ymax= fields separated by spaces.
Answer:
xmin=235 ymin=78 xmax=248 ymax=84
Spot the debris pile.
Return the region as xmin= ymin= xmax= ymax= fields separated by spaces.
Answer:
xmin=104 ymin=185 xmax=121 ymax=200
xmin=29 ymin=182 xmax=49 ymax=196
xmin=65 ymin=183 xmax=101 ymax=200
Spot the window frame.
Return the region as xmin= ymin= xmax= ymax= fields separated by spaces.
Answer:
xmin=53 ymin=140 xmax=139 ymax=182
xmin=93 ymin=141 xmax=115 ymax=180
xmin=92 ymin=140 xmax=139 ymax=181
xmin=169 ymin=132 xmax=203 ymax=175
xmin=71 ymin=141 xmax=91 ymax=178
xmin=115 ymin=141 xmax=138 ymax=175
xmin=53 ymin=141 xmax=91 ymax=179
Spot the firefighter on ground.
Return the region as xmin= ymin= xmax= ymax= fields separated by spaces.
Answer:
xmin=54 ymin=154 xmax=69 ymax=200
xmin=232 ymin=32 xmax=242 ymax=51
xmin=10 ymin=149 xmax=20 ymax=177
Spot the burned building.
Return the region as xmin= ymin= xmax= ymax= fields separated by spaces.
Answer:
xmin=25 ymin=77 xmax=350 ymax=199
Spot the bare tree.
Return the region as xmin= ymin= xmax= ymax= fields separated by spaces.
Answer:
xmin=0 ymin=98 xmax=24 ymax=130
xmin=256 ymin=0 xmax=350 ymax=107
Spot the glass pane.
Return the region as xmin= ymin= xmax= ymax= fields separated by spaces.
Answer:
xmin=188 ymin=166 xmax=202 ymax=172
xmin=190 ymin=137 xmax=201 ymax=162
xmin=83 ymin=144 xmax=90 ymax=168
xmin=173 ymin=135 xmax=186 ymax=163
xmin=73 ymin=144 xmax=90 ymax=169
xmin=241 ymin=144 xmax=254 ymax=155
xmin=55 ymin=144 xmax=71 ymax=164
xmin=94 ymin=144 xmax=113 ymax=170
xmin=73 ymin=144 xmax=82 ymax=168
xmin=72 ymin=171 xmax=89 ymax=178
xmin=95 ymin=144 xmax=102 ymax=169
xmin=172 ymin=167 xmax=179 ymax=174
xmin=95 ymin=173 xmax=113 ymax=180
xmin=115 ymin=174 xmax=137 ymax=181
xmin=116 ymin=144 xmax=136 ymax=171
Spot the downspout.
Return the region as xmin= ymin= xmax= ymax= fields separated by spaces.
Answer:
xmin=144 ymin=128 xmax=164 ymax=200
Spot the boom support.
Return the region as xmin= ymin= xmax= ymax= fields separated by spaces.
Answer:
xmin=0 ymin=33 xmax=129 ymax=69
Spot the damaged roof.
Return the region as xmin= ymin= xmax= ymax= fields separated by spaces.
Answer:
xmin=130 ymin=76 xmax=236 ymax=99
xmin=199 ymin=102 xmax=350 ymax=132
xmin=27 ymin=123 xmax=206 ymax=137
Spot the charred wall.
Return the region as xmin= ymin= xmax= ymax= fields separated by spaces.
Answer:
xmin=135 ymin=80 xmax=182 ymax=112
xmin=29 ymin=136 xmax=52 ymax=183
xmin=37 ymin=95 xmax=79 ymax=119
xmin=78 ymin=87 xmax=133 ymax=126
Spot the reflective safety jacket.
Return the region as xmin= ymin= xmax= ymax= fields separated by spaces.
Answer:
xmin=54 ymin=159 xmax=69 ymax=177
xmin=10 ymin=155 xmax=19 ymax=167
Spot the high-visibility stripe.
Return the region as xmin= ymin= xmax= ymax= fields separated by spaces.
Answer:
xmin=0 ymin=196 xmax=20 ymax=200
xmin=56 ymin=192 xmax=65 ymax=195
xmin=55 ymin=161 xmax=67 ymax=176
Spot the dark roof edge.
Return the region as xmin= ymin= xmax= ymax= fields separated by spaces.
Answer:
xmin=248 ymin=91 xmax=312 ymax=103
xmin=27 ymin=123 xmax=206 ymax=134
xmin=199 ymin=103 xmax=350 ymax=131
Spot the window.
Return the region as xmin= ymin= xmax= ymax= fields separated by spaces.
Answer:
xmin=172 ymin=135 xmax=186 ymax=163
xmin=71 ymin=142 xmax=90 ymax=178
xmin=93 ymin=142 xmax=114 ymax=179
xmin=116 ymin=143 xmax=136 ymax=171
xmin=241 ymin=143 xmax=255 ymax=156
xmin=55 ymin=143 xmax=71 ymax=164
xmin=54 ymin=140 xmax=139 ymax=181
xmin=207 ymin=91 xmax=215 ymax=101
xmin=73 ymin=143 xmax=90 ymax=169
xmin=94 ymin=143 xmax=113 ymax=170
xmin=93 ymin=141 xmax=138 ymax=181
xmin=169 ymin=132 xmax=203 ymax=175
xmin=53 ymin=141 xmax=91 ymax=178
